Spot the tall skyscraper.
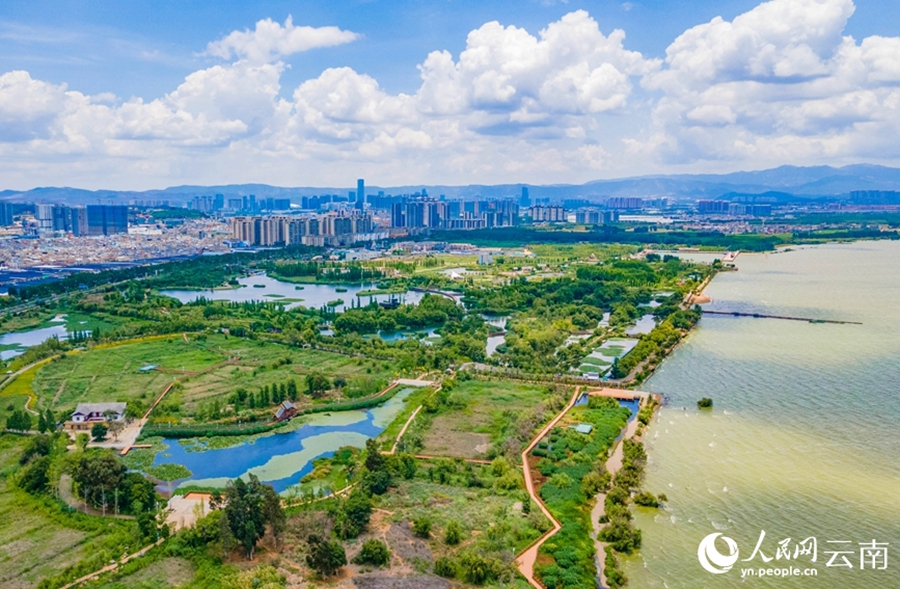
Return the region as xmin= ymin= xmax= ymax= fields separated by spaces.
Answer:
xmin=520 ymin=186 xmax=531 ymax=208
xmin=0 ymin=202 xmax=13 ymax=226
xmin=356 ymin=179 xmax=365 ymax=211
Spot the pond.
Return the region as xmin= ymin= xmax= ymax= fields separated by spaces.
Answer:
xmin=375 ymin=327 xmax=440 ymax=343
xmin=486 ymin=334 xmax=505 ymax=358
xmin=0 ymin=315 xmax=85 ymax=360
xmin=626 ymin=314 xmax=656 ymax=336
xmin=152 ymin=387 xmax=419 ymax=496
xmin=160 ymin=273 xmax=425 ymax=312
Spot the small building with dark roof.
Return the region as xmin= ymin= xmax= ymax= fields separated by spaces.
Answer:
xmin=274 ymin=400 xmax=298 ymax=422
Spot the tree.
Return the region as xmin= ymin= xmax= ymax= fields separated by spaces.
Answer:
xmin=412 ymin=517 xmax=431 ymax=538
xmin=19 ymin=434 xmax=53 ymax=465
xmin=222 ymin=476 xmax=266 ymax=559
xmin=306 ymin=534 xmax=346 ymax=577
xmin=75 ymin=433 xmax=90 ymax=451
xmin=6 ymin=409 xmax=31 ymax=432
xmin=306 ymin=372 xmax=331 ymax=398
xmin=18 ymin=456 xmax=51 ymax=493
xmin=37 ymin=412 xmax=48 ymax=433
xmin=261 ymin=484 xmax=286 ymax=549
xmin=396 ymin=453 xmax=417 ymax=480
xmin=72 ymin=452 xmax=126 ymax=509
xmin=345 ymin=489 xmax=373 ymax=526
xmin=362 ymin=463 xmax=391 ymax=491
xmin=91 ymin=423 xmax=108 ymax=441
xmin=364 ymin=438 xmax=385 ymax=472
xmin=286 ymin=378 xmax=297 ymax=400
xmin=352 ymin=539 xmax=390 ymax=567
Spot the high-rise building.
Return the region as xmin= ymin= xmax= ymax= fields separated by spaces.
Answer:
xmin=214 ymin=194 xmax=225 ymax=210
xmin=70 ymin=207 xmax=88 ymax=236
xmin=0 ymin=202 xmax=13 ymax=226
xmin=528 ymin=205 xmax=567 ymax=222
xmin=86 ymin=205 xmax=128 ymax=236
xmin=606 ymin=197 xmax=644 ymax=210
xmin=520 ymin=186 xmax=531 ymax=208
xmin=389 ymin=197 xmax=517 ymax=230
xmin=356 ymin=179 xmax=365 ymax=211
xmin=36 ymin=204 xmax=54 ymax=230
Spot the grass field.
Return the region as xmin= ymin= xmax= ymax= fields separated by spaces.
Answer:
xmin=169 ymin=336 xmax=394 ymax=418
xmin=28 ymin=334 xmax=396 ymax=421
xmin=30 ymin=338 xmax=219 ymax=414
xmin=420 ymin=379 xmax=551 ymax=459
xmin=85 ymin=557 xmax=196 ymax=589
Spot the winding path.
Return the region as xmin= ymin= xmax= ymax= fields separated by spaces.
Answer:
xmin=515 ymin=386 xmax=581 ymax=589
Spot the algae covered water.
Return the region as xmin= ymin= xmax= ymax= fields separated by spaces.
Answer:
xmin=627 ymin=241 xmax=900 ymax=588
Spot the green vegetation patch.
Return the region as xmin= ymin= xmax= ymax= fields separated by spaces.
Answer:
xmin=534 ymin=403 xmax=631 ymax=589
xmin=415 ymin=379 xmax=558 ymax=460
xmin=146 ymin=463 xmax=192 ymax=481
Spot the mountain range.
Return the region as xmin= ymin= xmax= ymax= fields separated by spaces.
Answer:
xmin=2 ymin=164 xmax=899 ymax=206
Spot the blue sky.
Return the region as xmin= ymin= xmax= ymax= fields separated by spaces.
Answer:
xmin=1 ymin=0 xmax=900 ymax=189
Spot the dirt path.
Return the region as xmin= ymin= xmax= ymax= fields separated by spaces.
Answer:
xmin=515 ymin=386 xmax=581 ymax=589
xmin=59 ymin=538 xmax=164 ymax=589
xmin=58 ymin=474 xmax=135 ymax=520
xmin=387 ymin=405 xmax=422 ymax=455
xmin=52 ymin=380 xmax=67 ymax=406
xmin=384 ymin=383 xmax=441 ymax=456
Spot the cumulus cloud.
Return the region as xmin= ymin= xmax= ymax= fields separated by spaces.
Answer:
xmin=1 ymin=4 xmax=900 ymax=188
xmin=637 ymin=0 xmax=900 ymax=165
xmin=205 ymin=16 xmax=359 ymax=63
xmin=417 ymin=10 xmax=655 ymax=125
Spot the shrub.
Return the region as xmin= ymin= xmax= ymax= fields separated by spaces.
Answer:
xmin=457 ymin=552 xmax=505 ymax=585
xmin=697 ymin=397 xmax=713 ymax=409
xmin=633 ymin=492 xmax=659 ymax=508
xmin=444 ymin=520 xmax=462 ymax=545
xmin=412 ymin=518 xmax=431 ymax=538
xmin=494 ymin=471 xmax=521 ymax=491
xmin=352 ymin=539 xmax=390 ymax=567
xmin=434 ymin=556 xmax=457 ymax=578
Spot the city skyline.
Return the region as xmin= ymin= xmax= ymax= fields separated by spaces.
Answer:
xmin=2 ymin=0 xmax=900 ymax=190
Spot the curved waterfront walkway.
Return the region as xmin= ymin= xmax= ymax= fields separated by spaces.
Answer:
xmin=515 ymin=387 xmax=580 ymax=588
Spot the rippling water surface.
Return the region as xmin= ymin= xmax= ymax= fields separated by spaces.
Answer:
xmin=626 ymin=241 xmax=900 ymax=588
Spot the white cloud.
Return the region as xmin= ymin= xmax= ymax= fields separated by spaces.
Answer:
xmin=205 ymin=16 xmax=358 ymax=63
xmin=635 ymin=0 xmax=900 ymax=166
xmin=417 ymin=10 xmax=655 ymax=124
xmin=2 ymin=4 xmax=900 ymax=189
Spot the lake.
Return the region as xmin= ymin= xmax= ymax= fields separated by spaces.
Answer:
xmin=152 ymin=387 xmax=419 ymax=495
xmin=627 ymin=241 xmax=900 ymax=588
xmin=160 ymin=273 xmax=425 ymax=312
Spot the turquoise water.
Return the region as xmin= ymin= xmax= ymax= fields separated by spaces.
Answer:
xmin=153 ymin=387 xmax=418 ymax=495
xmin=626 ymin=241 xmax=900 ymax=588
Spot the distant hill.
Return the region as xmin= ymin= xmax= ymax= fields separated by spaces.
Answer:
xmin=3 ymin=164 xmax=900 ymax=205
